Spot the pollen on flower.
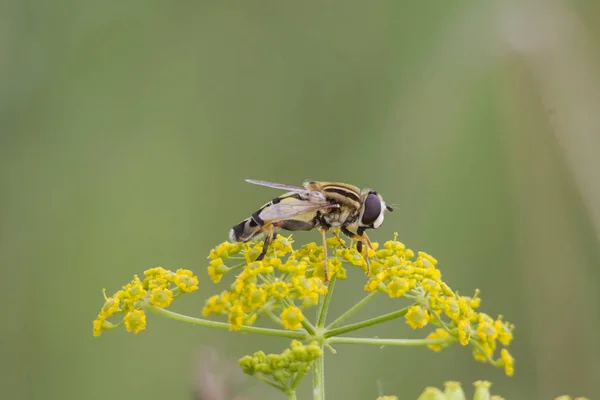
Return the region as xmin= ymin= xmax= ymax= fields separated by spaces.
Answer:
xmin=473 ymin=341 xmax=495 ymax=362
xmin=149 ymin=288 xmax=174 ymax=308
xmin=280 ymin=305 xmax=304 ymax=330
xmin=500 ymin=349 xmax=514 ymax=376
xmin=243 ymin=284 xmax=267 ymax=312
xmin=495 ymin=317 xmax=514 ymax=346
xmin=101 ymin=296 xmax=120 ymax=317
xmin=265 ymin=281 xmax=290 ymax=300
xmin=124 ymin=309 xmax=147 ymax=334
xmin=207 ymin=258 xmax=228 ymax=283
xmin=426 ymin=329 xmax=451 ymax=352
xmin=458 ymin=318 xmax=471 ymax=346
xmin=272 ymin=234 xmax=294 ymax=255
xmin=326 ymin=236 xmax=345 ymax=248
xmin=174 ymin=269 xmax=199 ymax=292
xmin=228 ymin=304 xmax=245 ymax=331
xmin=386 ymin=277 xmax=410 ymax=298
xmin=93 ymin=316 xmax=104 ymax=337
xmin=123 ymin=276 xmax=146 ymax=303
xmin=405 ymin=305 xmax=429 ymax=329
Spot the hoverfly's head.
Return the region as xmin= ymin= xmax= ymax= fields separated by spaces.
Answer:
xmin=358 ymin=190 xmax=393 ymax=230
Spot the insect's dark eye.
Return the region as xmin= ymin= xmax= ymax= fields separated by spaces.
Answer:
xmin=361 ymin=193 xmax=381 ymax=226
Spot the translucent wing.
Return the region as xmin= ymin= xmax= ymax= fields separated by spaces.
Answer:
xmin=259 ymin=198 xmax=338 ymax=222
xmin=245 ymin=179 xmax=307 ymax=193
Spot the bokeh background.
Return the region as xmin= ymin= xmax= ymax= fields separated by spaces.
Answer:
xmin=2 ymin=1 xmax=600 ymax=399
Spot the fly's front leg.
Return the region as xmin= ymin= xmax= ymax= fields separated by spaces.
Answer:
xmin=358 ymin=228 xmax=374 ymax=271
xmin=320 ymin=227 xmax=329 ymax=282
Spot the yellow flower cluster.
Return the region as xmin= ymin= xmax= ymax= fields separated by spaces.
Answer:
xmin=363 ymin=234 xmax=515 ymax=376
xmin=203 ymin=234 xmax=515 ymax=376
xmin=238 ymin=340 xmax=322 ymax=390
xmin=203 ymin=235 xmax=332 ymax=331
xmin=92 ymin=267 xmax=199 ymax=336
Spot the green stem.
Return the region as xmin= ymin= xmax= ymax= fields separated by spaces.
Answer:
xmin=255 ymin=374 xmax=287 ymax=392
xmin=290 ymin=366 xmax=310 ymax=393
xmin=316 ymin=274 xmax=337 ymax=329
xmin=471 ymin=340 xmax=498 ymax=365
xmin=227 ymin=261 xmax=246 ymax=273
xmin=426 ymin=307 xmax=452 ymax=332
xmin=265 ymin=308 xmax=284 ymax=326
xmin=286 ymin=390 xmax=297 ymax=400
xmin=312 ymin=348 xmax=325 ymax=400
xmin=328 ymin=336 xmax=458 ymax=347
xmin=147 ymin=305 xmax=307 ymax=339
xmin=326 ymin=291 xmax=378 ymax=329
xmin=324 ymin=306 xmax=410 ymax=338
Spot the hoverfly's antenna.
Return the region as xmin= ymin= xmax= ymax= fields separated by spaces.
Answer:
xmin=385 ymin=202 xmax=397 ymax=212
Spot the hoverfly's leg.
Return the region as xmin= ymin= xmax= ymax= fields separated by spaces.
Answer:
xmin=359 ymin=229 xmax=374 ymax=275
xmin=320 ymin=227 xmax=329 ymax=282
xmin=358 ymin=227 xmax=374 ymax=250
xmin=340 ymin=226 xmax=363 ymax=246
xmin=332 ymin=228 xmax=348 ymax=249
xmin=255 ymin=225 xmax=276 ymax=262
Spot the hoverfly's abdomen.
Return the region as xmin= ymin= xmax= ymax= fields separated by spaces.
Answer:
xmin=229 ymin=217 xmax=263 ymax=243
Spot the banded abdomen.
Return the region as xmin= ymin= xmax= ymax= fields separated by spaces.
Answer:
xmin=228 ymin=193 xmax=318 ymax=243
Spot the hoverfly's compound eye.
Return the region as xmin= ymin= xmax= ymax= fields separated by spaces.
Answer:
xmin=361 ymin=192 xmax=382 ymax=226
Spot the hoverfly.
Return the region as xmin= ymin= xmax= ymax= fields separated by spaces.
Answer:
xmin=229 ymin=179 xmax=393 ymax=281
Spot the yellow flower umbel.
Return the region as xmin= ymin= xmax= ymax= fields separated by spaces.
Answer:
xmin=200 ymin=233 xmax=515 ymax=375
xmin=93 ymin=231 xmax=516 ymax=390
xmin=359 ymin=233 xmax=515 ymax=376
xmin=92 ymin=266 xmax=199 ymax=336
xmin=202 ymin=235 xmax=332 ymax=332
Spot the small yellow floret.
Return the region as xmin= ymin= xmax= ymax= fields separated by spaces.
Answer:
xmin=149 ymin=288 xmax=174 ymax=308
xmin=124 ymin=309 xmax=146 ymax=334
xmin=207 ymin=258 xmax=228 ymax=283
xmin=458 ymin=318 xmax=471 ymax=346
xmin=101 ymin=296 xmax=120 ymax=317
xmin=92 ymin=316 xmax=104 ymax=337
xmin=280 ymin=305 xmax=304 ymax=330
xmin=426 ymin=329 xmax=451 ymax=352
xmin=405 ymin=305 xmax=429 ymax=329
xmin=228 ymin=304 xmax=245 ymax=331
xmin=500 ymin=349 xmax=514 ymax=376
xmin=174 ymin=269 xmax=199 ymax=292
xmin=386 ymin=277 xmax=410 ymax=298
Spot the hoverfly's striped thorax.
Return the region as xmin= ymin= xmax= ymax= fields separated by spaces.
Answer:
xmin=229 ymin=179 xmax=393 ymax=281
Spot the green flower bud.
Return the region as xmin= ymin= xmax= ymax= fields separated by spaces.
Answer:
xmin=443 ymin=381 xmax=466 ymax=400
xmin=473 ymin=381 xmax=491 ymax=400
xmin=417 ymin=387 xmax=446 ymax=400
xmin=238 ymin=355 xmax=255 ymax=375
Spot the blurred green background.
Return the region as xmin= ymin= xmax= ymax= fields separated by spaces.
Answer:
xmin=2 ymin=1 xmax=600 ymax=399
